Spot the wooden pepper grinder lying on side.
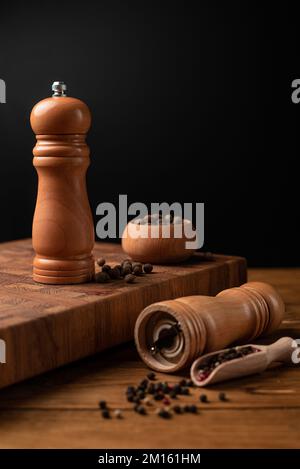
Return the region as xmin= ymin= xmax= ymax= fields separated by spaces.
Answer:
xmin=30 ymin=82 xmax=95 ymax=284
xmin=134 ymin=282 xmax=285 ymax=373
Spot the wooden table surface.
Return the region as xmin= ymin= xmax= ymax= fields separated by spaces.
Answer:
xmin=0 ymin=268 xmax=299 ymax=449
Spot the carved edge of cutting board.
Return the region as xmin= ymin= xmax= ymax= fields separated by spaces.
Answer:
xmin=0 ymin=240 xmax=247 ymax=389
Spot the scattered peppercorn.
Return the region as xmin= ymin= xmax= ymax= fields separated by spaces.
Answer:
xmin=137 ymin=390 xmax=145 ymax=400
xmin=199 ymin=394 xmax=208 ymax=403
xmin=154 ymin=383 xmax=163 ymax=392
xmin=147 ymin=372 xmax=156 ymax=381
xmin=179 ymin=379 xmax=187 ymax=387
xmin=122 ymin=265 xmax=132 ymax=276
xmin=173 ymin=405 xmax=183 ymax=414
xmin=122 ymin=259 xmax=132 ymax=266
xmin=133 ymin=396 xmax=140 ymax=404
xmin=136 ymin=405 xmax=146 ymax=415
xmin=126 ymin=386 xmax=135 ymax=394
xmin=96 ymin=257 xmax=106 ymax=266
xmin=157 ymin=409 xmax=171 ymax=419
xmin=99 ymin=400 xmax=107 ymax=409
xmin=189 ymin=405 xmax=198 ymax=414
xmin=173 ymin=384 xmax=181 ymax=394
xmin=143 ymin=263 xmax=153 ymax=274
xmin=186 ymin=380 xmax=194 ymax=387
xmin=162 ymin=383 xmax=170 ymax=394
xmin=94 ymin=260 xmax=154 ymax=285
xmin=95 ymin=272 xmax=110 ymax=283
xmin=169 ymin=390 xmax=177 ymax=399
xmin=154 ymin=393 xmax=164 ymax=401
xmin=109 ymin=266 xmax=121 ymax=279
xmin=147 ymin=383 xmax=155 ymax=394
xmin=101 ymin=409 xmax=110 ymax=419
xmin=219 ymin=392 xmax=227 ymax=402
xmin=181 ymin=387 xmax=190 ymax=395
xmin=133 ymin=265 xmax=143 ymax=276
xmin=139 ymin=379 xmax=148 ymax=388
xmin=125 ymin=274 xmax=136 ymax=284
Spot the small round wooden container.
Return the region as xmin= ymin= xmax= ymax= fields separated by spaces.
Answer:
xmin=134 ymin=282 xmax=285 ymax=373
xmin=122 ymin=219 xmax=196 ymax=264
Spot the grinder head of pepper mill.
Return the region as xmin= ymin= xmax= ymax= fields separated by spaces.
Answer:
xmin=52 ymin=81 xmax=67 ymax=96
xmin=30 ymin=81 xmax=91 ymax=135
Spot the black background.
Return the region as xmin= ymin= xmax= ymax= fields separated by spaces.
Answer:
xmin=0 ymin=1 xmax=298 ymax=266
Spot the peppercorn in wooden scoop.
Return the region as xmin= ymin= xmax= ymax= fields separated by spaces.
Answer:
xmin=190 ymin=337 xmax=297 ymax=387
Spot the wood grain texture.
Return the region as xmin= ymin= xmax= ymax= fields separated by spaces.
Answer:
xmin=135 ymin=281 xmax=285 ymax=372
xmin=0 ymin=266 xmax=299 ymax=449
xmin=0 ymin=239 xmax=246 ymax=389
xmin=122 ymin=219 xmax=195 ymax=263
xmin=31 ymin=94 xmax=95 ymax=284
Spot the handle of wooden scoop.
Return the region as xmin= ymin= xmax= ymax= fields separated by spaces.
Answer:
xmin=265 ymin=337 xmax=296 ymax=365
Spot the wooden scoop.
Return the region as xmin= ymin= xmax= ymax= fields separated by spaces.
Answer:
xmin=191 ymin=337 xmax=296 ymax=387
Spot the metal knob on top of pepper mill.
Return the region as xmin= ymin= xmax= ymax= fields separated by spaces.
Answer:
xmin=134 ymin=282 xmax=285 ymax=373
xmin=30 ymin=82 xmax=95 ymax=284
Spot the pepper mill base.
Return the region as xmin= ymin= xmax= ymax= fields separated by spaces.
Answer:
xmin=33 ymin=255 xmax=95 ymax=285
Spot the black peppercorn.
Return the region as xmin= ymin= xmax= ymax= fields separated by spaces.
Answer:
xmin=96 ymin=257 xmax=106 ymax=267
xmin=181 ymin=387 xmax=190 ymax=395
xmin=109 ymin=266 xmax=121 ymax=279
xmin=179 ymin=379 xmax=187 ymax=387
xmin=173 ymin=384 xmax=181 ymax=394
xmin=199 ymin=394 xmax=208 ymax=403
xmin=122 ymin=265 xmax=132 ymax=276
xmin=219 ymin=392 xmax=227 ymax=402
xmin=127 ymin=394 xmax=134 ymax=403
xmin=126 ymin=386 xmax=136 ymax=394
xmin=154 ymin=393 xmax=164 ymax=401
xmin=157 ymin=409 xmax=171 ymax=419
xmin=147 ymin=372 xmax=156 ymax=381
xmin=137 ymin=390 xmax=145 ymax=400
xmin=133 ymin=265 xmax=143 ymax=276
xmin=125 ymin=274 xmax=136 ymax=283
xmin=189 ymin=405 xmax=198 ymax=414
xmin=101 ymin=409 xmax=110 ymax=419
xmin=169 ymin=390 xmax=177 ymax=399
xmin=95 ymin=272 xmax=110 ymax=283
xmin=122 ymin=258 xmax=132 ymax=264
xmin=186 ymin=380 xmax=194 ymax=387
xmin=147 ymin=383 xmax=155 ymax=394
xmin=136 ymin=405 xmax=146 ymax=415
xmin=143 ymin=263 xmax=153 ymax=274
xmin=102 ymin=264 xmax=111 ymax=273
xmin=99 ymin=400 xmax=107 ymax=409
xmin=154 ymin=382 xmax=163 ymax=392
xmin=139 ymin=379 xmax=148 ymax=388
xmin=133 ymin=396 xmax=140 ymax=404
xmin=162 ymin=383 xmax=170 ymax=394
xmin=173 ymin=405 xmax=182 ymax=414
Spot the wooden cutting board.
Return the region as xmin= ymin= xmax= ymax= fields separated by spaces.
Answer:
xmin=0 ymin=239 xmax=247 ymax=389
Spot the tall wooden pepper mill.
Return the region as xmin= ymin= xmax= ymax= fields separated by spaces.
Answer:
xmin=30 ymin=81 xmax=95 ymax=284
